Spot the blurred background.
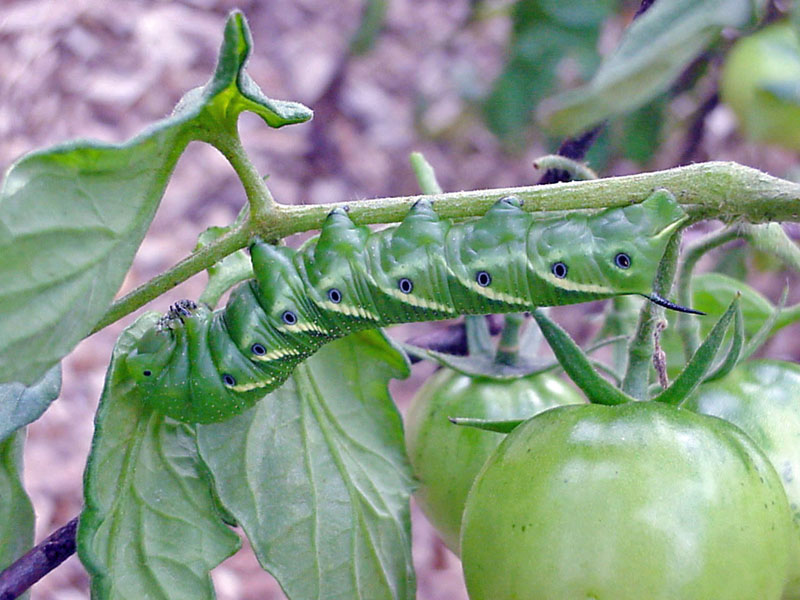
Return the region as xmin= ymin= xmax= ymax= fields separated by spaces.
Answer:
xmin=1 ymin=0 xmax=799 ymax=598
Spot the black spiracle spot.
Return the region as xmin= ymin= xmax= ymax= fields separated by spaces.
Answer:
xmin=328 ymin=288 xmax=342 ymax=303
xmin=251 ymin=343 xmax=267 ymax=356
xmin=222 ymin=374 xmax=237 ymax=387
xmin=476 ymin=271 xmax=492 ymax=287
xmin=282 ymin=310 xmax=298 ymax=325
xmin=551 ymin=262 xmax=568 ymax=279
xmin=614 ymin=253 xmax=631 ymax=269
xmin=142 ymin=370 xmax=152 ymax=377
xmin=398 ymin=278 xmax=414 ymax=294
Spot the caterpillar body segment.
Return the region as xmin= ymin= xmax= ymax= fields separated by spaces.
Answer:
xmin=124 ymin=189 xmax=689 ymax=423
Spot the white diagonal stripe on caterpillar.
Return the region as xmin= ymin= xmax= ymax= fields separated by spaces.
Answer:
xmin=230 ymin=378 xmax=276 ymax=392
xmin=380 ymin=286 xmax=458 ymax=313
xmin=281 ymin=321 xmax=330 ymax=334
xmin=317 ymin=299 xmax=381 ymax=321
xmin=536 ymin=269 xmax=615 ymax=294
xmin=458 ymin=276 xmax=530 ymax=306
xmin=252 ymin=347 xmax=303 ymax=361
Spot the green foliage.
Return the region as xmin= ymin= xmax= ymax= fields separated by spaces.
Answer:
xmin=197 ymin=330 xmax=414 ymax=600
xmin=0 ymin=365 xmax=60 ymax=444
xmin=78 ymin=314 xmax=241 ymax=600
xmin=0 ymin=11 xmax=311 ymax=387
xmin=721 ymin=20 xmax=800 ymax=151
xmin=0 ymin=431 xmax=34 ymax=584
xmin=484 ymin=0 xmax=614 ymax=142
xmin=540 ymin=0 xmax=764 ymax=136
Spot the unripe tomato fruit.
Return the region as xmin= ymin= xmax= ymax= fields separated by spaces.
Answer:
xmin=404 ymin=368 xmax=583 ymax=553
xmin=721 ymin=21 xmax=800 ymax=151
xmin=461 ymin=401 xmax=794 ymax=600
xmin=684 ymin=360 xmax=800 ymax=598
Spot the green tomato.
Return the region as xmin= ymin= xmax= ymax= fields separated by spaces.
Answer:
xmin=461 ymin=401 xmax=794 ymax=600
xmin=684 ymin=360 xmax=800 ymax=598
xmin=404 ymin=368 xmax=583 ymax=553
xmin=721 ymin=21 xmax=800 ymax=151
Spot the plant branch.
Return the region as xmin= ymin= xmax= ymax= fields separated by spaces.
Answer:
xmin=0 ymin=518 xmax=77 ymax=600
xmin=204 ymin=128 xmax=278 ymax=221
xmin=91 ymin=224 xmax=250 ymax=333
xmin=537 ymin=125 xmax=605 ymax=184
xmin=621 ymin=230 xmax=683 ymax=399
xmin=91 ymin=161 xmax=800 ymax=332
xmin=675 ymin=226 xmax=743 ymax=358
xmin=267 ymin=162 xmax=800 ymax=240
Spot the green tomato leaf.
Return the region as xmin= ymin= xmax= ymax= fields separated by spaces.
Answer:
xmin=197 ymin=330 xmax=415 ymax=600
xmin=0 ymin=364 xmax=61 ymax=444
xmin=618 ymin=96 xmax=667 ymax=164
xmin=0 ymin=10 xmax=312 ymax=386
xmin=655 ymin=295 xmax=740 ymax=406
xmin=483 ymin=0 xmax=615 ymax=142
xmin=78 ymin=313 xmax=241 ymax=600
xmin=540 ymin=0 xmax=761 ymax=136
xmin=0 ymin=430 xmax=34 ymax=578
xmin=530 ymin=309 xmax=633 ymax=406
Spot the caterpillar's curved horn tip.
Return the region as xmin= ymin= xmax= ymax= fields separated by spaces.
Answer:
xmin=646 ymin=293 xmax=705 ymax=315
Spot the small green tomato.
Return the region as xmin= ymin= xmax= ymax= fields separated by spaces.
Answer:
xmin=684 ymin=360 xmax=800 ymax=599
xmin=404 ymin=368 xmax=583 ymax=553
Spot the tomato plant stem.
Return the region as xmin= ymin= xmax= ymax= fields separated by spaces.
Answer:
xmin=622 ymin=231 xmax=682 ymax=399
xmin=204 ymin=127 xmax=279 ymax=221
xmin=495 ymin=314 xmax=525 ymax=366
xmin=90 ymin=224 xmax=250 ymax=333
xmin=676 ymin=227 xmax=742 ymax=358
xmin=90 ymin=161 xmax=800 ymax=333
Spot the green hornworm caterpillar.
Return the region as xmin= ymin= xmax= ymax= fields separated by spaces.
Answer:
xmin=124 ymin=189 xmax=696 ymax=423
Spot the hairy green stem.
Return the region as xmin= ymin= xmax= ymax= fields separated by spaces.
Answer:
xmin=495 ymin=314 xmax=525 ymax=366
xmin=675 ymin=227 xmax=742 ymax=358
xmin=266 ymin=162 xmax=800 ymax=241
xmin=91 ymin=161 xmax=800 ymax=332
xmin=204 ymin=129 xmax=278 ymax=222
xmin=409 ymin=151 xmax=444 ymax=195
xmin=621 ymin=231 xmax=683 ymax=399
xmin=91 ymin=225 xmax=250 ymax=333
xmin=674 ymin=221 xmax=800 ymax=360
xmin=533 ymin=154 xmax=598 ymax=181
xmin=744 ymin=222 xmax=800 ymax=273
